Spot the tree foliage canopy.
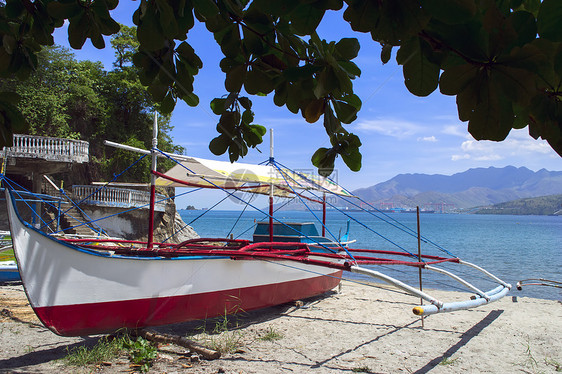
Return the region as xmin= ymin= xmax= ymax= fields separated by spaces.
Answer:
xmin=0 ymin=40 xmax=183 ymax=183
xmin=0 ymin=0 xmax=560 ymax=176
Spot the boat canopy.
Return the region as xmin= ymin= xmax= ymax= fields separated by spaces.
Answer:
xmin=155 ymin=156 xmax=354 ymax=198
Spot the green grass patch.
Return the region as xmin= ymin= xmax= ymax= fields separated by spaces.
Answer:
xmin=259 ymin=326 xmax=283 ymax=341
xmin=63 ymin=336 xmax=124 ymax=367
xmin=439 ymin=356 xmax=459 ymax=366
xmin=0 ymin=248 xmax=15 ymax=262
xmin=63 ymin=334 xmax=157 ymax=373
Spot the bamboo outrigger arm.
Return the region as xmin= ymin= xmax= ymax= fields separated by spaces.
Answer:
xmin=350 ymin=262 xmax=511 ymax=317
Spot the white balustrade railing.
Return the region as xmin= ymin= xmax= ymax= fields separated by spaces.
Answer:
xmin=72 ymin=185 xmax=167 ymax=212
xmin=3 ymin=134 xmax=89 ymax=163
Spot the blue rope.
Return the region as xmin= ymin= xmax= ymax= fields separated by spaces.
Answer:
xmin=270 ymin=161 xmax=357 ymax=261
xmin=159 ymin=187 xmax=204 ymax=243
xmin=1 ymin=177 xmax=56 ymax=230
xmin=329 ymin=182 xmax=457 ymax=257
xmin=275 ymin=160 xmax=457 ymax=259
xmin=270 ymin=160 xmax=416 ymax=258
xmin=154 ymin=149 xmax=340 ymax=253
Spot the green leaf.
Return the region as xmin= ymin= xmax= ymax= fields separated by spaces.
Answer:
xmin=225 ymin=64 xmax=246 ymax=92
xmin=554 ymin=43 xmax=562 ymax=76
xmin=242 ymin=123 xmax=265 ymax=147
xmin=148 ymin=82 xmax=169 ymax=102
xmin=337 ymin=61 xmax=361 ymax=77
xmin=311 ymin=147 xmax=336 ymax=177
xmin=217 ymin=111 xmax=240 ymax=134
xmin=537 ymin=0 xmax=562 ymax=42
xmin=89 ymin=28 xmax=105 ymax=49
xmin=5 ymin=0 xmax=24 ymax=18
xmin=210 ymin=98 xmax=227 ymax=114
xmin=241 ymin=109 xmax=254 ymax=125
xmin=47 ymin=1 xmax=82 ymax=19
xmin=238 ymin=97 xmax=252 ymax=111
xmin=439 ymin=63 xmax=478 ymax=95
xmin=209 ymin=134 xmax=230 ymax=155
xmin=244 ymin=68 xmax=275 ymax=95
xmin=333 ymin=99 xmax=358 ymax=124
xmin=216 ymin=24 xmax=241 ymax=58
xmin=283 ymin=65 xmax=322 ymax=82
xmin=155 ymin=0 xmax=178 ymax=38
xmin=381 ymin=43 xmax=392 ymax=64
xmin=341 ymin=147 xmax=362 ymax=172
xmin=420 ymin=0 xmax=476 ymax=25
xmin=193 ymin=0 xmax=219 ymax=19
xmin=397 ymin=38 xmax=439 ymax=97
xmin=304 ymin=99 xmax=325 ymax=123
xmin=242 ymin=25 xmax=266 ymax=55
xmin=137 ymin=8 xmax=166 ymax=51
xmin=323 ymin=105 xmax=343 ymax=134
xmin=160 ymin=91 xmax=176 ymax=114
xmin=176 ymin=42 xmax=203 ymax=70
xmin=335 ymin=38 xmax=360 ymax=60
xmin=425 ymin=20 xmax=488 ymax=62
xmin=290 ymin=4 xmax=324 ymax=35
xmin=252 ymin=0 xmax=300 ymax=16
xmin=341 ymin=93 xmax=362 ymax=109
xmin=273 ymin=82 xmax=288 ymax=106
xmin=175 ymin=60 xmax=195 ymax=94
xmin=467 ymin=78 xmax=514 ymax=141
xmin=181 ymin=92 xmax=199 ymax=107
xmin=68 ymin=12 xmax=89 ymax=49
xmin=343 ymin=0 xmax=429 ymax=45
xmin=508 ymin=11 xmax=537 ymax=47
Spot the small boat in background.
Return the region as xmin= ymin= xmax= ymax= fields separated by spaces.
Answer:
xmin=0 ymin=260 xmax=19 ymax=282
xmin=0 ymin=230 xmax=18 ymax=282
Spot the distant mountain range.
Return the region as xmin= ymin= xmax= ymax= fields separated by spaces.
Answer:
xmin=350 ymin=166 xmax=562 ymax=212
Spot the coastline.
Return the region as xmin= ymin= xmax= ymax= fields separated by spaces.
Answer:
xmin=1 ymin=281 xmax=560 ymax=373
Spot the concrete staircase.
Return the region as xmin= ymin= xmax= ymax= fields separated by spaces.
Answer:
xmin=45 ymin=203 xmax=100 ymax=237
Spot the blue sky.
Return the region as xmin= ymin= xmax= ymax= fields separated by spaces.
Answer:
xmin=53 ymin=3 xmax=560 ymax=209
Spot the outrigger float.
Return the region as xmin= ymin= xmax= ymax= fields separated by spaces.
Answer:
xmin=1 ymin=120 xmax=511 ymax=337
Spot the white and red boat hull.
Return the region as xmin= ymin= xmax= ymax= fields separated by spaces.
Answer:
xmin=6 ymin=191 xmax=341 ymax=336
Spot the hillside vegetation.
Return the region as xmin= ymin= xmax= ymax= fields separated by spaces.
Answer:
xmin=472 ymin=194 xmax=562 ymax=216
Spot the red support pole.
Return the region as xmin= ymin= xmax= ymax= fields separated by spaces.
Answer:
xmin=269 ymin=196 xmax=274 ymax=242
xmin=322 ymin=193 xmax=326 ymax=237
xmin=147 ymin=184 xmax=156 ymax=249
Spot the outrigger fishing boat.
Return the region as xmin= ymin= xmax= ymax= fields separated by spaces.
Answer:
xmin=2 ymin=121 xmax=511 ymax=337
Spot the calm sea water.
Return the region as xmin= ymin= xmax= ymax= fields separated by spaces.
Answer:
xmin=179 ymin=209 xmax=561 ymax=301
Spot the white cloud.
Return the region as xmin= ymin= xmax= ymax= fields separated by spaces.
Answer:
xmin=452 ymin=129 xmax=556 ymax=162
xmin=451 ymin=153 xmax=471 ymax=161
xmin=442 ymin=124 xmax=469 ymax=138
xmin=354 ymin=118 xmax=424 ymax=138
xmin=418 ymin=136 xmax=437 ymax=142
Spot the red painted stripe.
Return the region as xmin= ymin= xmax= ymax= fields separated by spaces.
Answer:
xmin=34 ymin=271 xmax=342 ymax=337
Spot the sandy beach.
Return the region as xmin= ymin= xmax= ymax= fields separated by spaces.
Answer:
xmin=1 ymin=281 xmax=560 ymax=373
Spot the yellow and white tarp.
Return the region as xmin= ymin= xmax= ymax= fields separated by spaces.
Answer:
xmin=155 ymin=157 xmax=353 ymax=198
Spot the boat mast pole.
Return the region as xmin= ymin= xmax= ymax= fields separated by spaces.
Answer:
xmin=147 ymin=113 xmax=158 ymax=249
xmin=269 ymin=129 xmax=274 ymax=243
